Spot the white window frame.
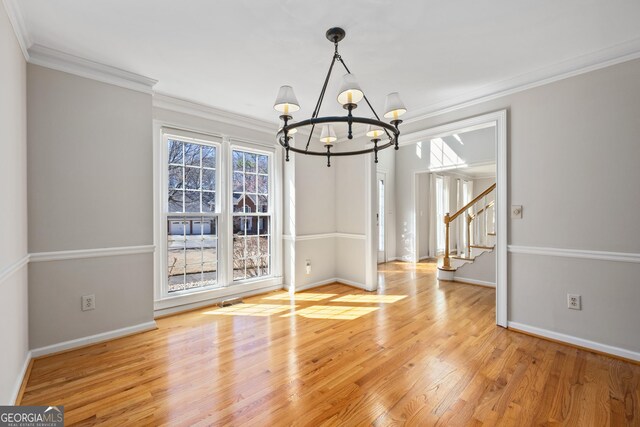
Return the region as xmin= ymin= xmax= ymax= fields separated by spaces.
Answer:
xmin=153 ymin=123 xmax=283 ymax=312
xmin=228 ymin=144 xmax=274 ymax=285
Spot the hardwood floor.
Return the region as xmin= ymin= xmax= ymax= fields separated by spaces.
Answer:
xmin=21 ymin=261 xmax=640 ymax=426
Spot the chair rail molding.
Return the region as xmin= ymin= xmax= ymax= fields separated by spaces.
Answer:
xmin=0 ymin=254 xmax=29 ymax=285
xmin=508 ymin=245 xmax=640 ymax=263
xmin=283 ymin=233 xmax=366 ymax=241
xmin=29 ymin=245 xmax=155 ymax=263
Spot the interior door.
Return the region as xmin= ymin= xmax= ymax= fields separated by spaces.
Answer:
xmin=377 ymin=172 xmax=386 ymax=263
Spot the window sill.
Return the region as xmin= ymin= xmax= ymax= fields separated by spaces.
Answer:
xmin=154 ymin=276 xmax=283 ymax=313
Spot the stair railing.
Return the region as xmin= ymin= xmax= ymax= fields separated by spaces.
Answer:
xmin=442 ymin=183 xmax=496 ymax=270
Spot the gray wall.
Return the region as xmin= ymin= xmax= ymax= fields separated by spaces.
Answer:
xmin=399 ymin=58 xmax=640 ymax=354
xmin=0 ymin=3 xmax=29 ymax=404
xmin=27 ymin=65 xmax=154 ymax=349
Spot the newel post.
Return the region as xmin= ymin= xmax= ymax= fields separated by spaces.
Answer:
xmin=443 ymin=213 xmax=451 ymax=269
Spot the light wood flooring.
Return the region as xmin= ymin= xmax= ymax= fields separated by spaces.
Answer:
xmin=21 ymin=261 xmax=640 ymax=426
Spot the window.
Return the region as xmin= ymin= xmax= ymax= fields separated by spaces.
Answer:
xmin=165 ymin=136 xmax=220 ymax=294
xmin=232 ymin=149 xmax=271 ymax=281
xmin=430 ymin=137 xmax=465 ymax=169
xmin=435 ymin=175 xmax=448 ymax=253
xmin=158 ymin=128 xmax=278 ymax=305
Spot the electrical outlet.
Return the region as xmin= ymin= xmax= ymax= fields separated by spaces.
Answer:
xmin=567 ymin=294 xmax=581 ymax=310
xmin=82 ymin=294 xmax=96 ymax=311
xmin=305 ymin=259 xmax=311 ymax=275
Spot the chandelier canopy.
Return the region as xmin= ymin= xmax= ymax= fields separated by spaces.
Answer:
xmin=274 ymin=27 xmax=407 ymax=167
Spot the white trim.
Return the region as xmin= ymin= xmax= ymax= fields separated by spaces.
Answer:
xmin=453 ymin=277 xmax=496 ymax=288
xmin=2 ymin=0 xmax=31 ymax=61
xmin=283 ymin=233 xmax=366 ymax=241
xmin=10 ymin=350 xmax=31 ymax=405
xmin=27 ymin=44 xmax=157 ymax=94
xmin=285 ymin=277 xmax=368 ymax=292
xmin=508 ymin=245 xmax=640 ymax=263
xmin=30 ymin=321 xmax=157 ymax=358
xmin=153 ymin=93 xmax=277 ymax=136
xmin=154 ymin=282 xmax=283 ymax=317
xmin=507 ymin=321 xmax=640 ymax=362
xmin=154 ymin=277 xmax=283 ymax=311
xmin=0 ymin=254 xmax=29 ymax=284
xmin=408 ymin=110 xmax=508 ymax=327
xmin=29 ymin=245 xmax=154 ymax=262
xmin=402 ymin=37 xmax=640 ymax=123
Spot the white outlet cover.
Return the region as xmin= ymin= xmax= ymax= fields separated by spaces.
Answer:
xmin=567 ymin=294 xmax=581 ymax=310
xmin=82 ymin=294 xmax=95 ymax=311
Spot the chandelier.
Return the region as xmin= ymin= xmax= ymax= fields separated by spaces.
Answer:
xmin=274 ymin=27 xmax=407 ymax=167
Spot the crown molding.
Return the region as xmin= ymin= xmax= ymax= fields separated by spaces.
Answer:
xmin=403 ymin=37 xmax=640 ymax=125
xmin=28 ymin=44 xmax=157 ymax=94
xmin=2 ymin=0 xmax=32 ymax=60
xmin=153 ymin=93 xmax=278 ymax=136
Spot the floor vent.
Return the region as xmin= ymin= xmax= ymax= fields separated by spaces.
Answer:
xmin=219 ymin=297 xmax=243 ymax=307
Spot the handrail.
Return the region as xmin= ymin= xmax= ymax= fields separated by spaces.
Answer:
xmin=470 ymin=200 xmax=495 ymax=220
xmin=441 ymin=182 xmax=496 ymax=271
xmin=448 ymin=183 xmax=496 ymax=222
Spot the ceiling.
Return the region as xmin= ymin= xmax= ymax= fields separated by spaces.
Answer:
xmin=15 ymin=0 xmax=640 ymax=124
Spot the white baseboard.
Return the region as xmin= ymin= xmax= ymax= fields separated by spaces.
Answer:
xmin=30 ymin=321 xmax=157 ymax=358
xmin=453 ymin=277 xmax=496 ymax=287
xmin=9 ymin=350 xmax=32 ymax=405
xmin=285 ymin=277 xmax=369 ymax=292
xmin=507 ymin=321 xmax=640 ymax=362
xmin=154 ymin=283 xmax=283 ymax=317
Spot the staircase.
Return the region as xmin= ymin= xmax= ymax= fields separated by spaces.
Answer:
xmin=437 ymin=183 xmax=496 ymax=281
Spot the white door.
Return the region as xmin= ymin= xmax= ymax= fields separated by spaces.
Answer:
xmin=377 ymin=172 xmax=386 ymax=263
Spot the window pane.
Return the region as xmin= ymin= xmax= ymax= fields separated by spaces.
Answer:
xmin=258 ymin=195 xmax=268 ymax=213
xmin=233 ymin=193 xmax=243 ymax=212
xmin=258 ymin=216 xmax=270 ymax=236
xmin=245 ymin=153 xmax=257 ymax=172
xmin=245 ymin=174 xmax=256 ymax=193
xmin=260 ymin=256 xmax=270 ymax=276
xmin=245 ymin=258 xmax=259 ymax=279
xmin=184 ymin=143 xmax=200 ymax=166
xmin=259 ymin=236 xmax=269 ymax=253
xmin=167 ymin=216 xmax=218 ymax=293
xmin=202 ymin=169 xmax=215 ymax=191
xmin=185 ymin=191 xmax=200 ymax=212
xmin=185 ymin=167 xmax=200 ymax=190
xmin=202 ymin=191 xmax=215 ymax=212
xmin=168 ymin=140 xmax=184 ymax=164
xmin=233 ymin=151 xmax=244 ymax=171
xmin=168 ymin=190 xmax=183 ymax=212
xmin=202 ymin=146 xmax=216 ymax=168
xmin=258 ymin=175 xmax=268 ymax=194
xmin=258 ymin=155 xmax=268 ymax=174
xmin=233 ymin=172 xmax=243 ymax=192
xmin=169 ymin=166 xmax=183 ymax=189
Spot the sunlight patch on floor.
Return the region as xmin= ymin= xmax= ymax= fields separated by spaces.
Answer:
xmin=203 ymin=304 xmax=294 ymax=317
xmin=283 ymin=305 xmax=379 ymax=320
xmin=262 ymin=292 xmax=337 ymax=301
xmin=331 ymin=294 xmax=407 ymax=304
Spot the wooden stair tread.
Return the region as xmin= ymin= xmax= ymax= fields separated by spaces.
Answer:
xmin=470 ymin=245 xmax=494 ymax=249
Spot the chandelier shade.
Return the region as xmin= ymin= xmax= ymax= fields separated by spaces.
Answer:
xmin=383 ymin=92 xmax=407 ymax=119
xmin=337 ymin=74 xmax=364 ymax=105
xmin=274 ymin=27 xmax=406 ymax=167
xmin=273 ymin=85 xmax=300 ymax=114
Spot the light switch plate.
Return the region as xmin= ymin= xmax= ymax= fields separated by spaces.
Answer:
xmin=511 ymin=205 xmax=523 ymax=219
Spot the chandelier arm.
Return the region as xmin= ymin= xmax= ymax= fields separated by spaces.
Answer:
xmin=304 ymin=54 xmax=338 ymax=151
xmin=337 ymin=57 xmax=393 ymax=141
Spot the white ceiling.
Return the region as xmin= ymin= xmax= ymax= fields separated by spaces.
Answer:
xmin=16 ymin=0 xmax=640 ymax=124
